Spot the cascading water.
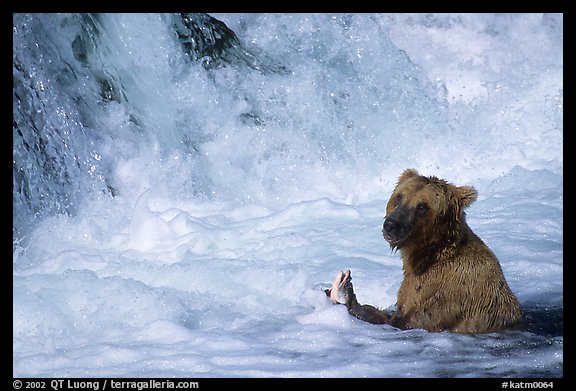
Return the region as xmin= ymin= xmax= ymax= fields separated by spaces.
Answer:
xmin=12 ymin=13 xmax=468 ymax=244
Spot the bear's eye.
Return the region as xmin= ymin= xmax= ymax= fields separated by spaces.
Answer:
xmin=394 ymin=193 xmax=402 ymax=206
xmin=416 ymin=202 xmax=428 ymax=215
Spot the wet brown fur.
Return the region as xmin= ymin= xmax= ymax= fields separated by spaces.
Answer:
xmin=335 ymin=168 xmax=523 ymax=334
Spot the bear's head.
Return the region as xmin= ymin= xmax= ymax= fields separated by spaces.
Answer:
xmin=382 ymin=168 xmax=477 ymax=251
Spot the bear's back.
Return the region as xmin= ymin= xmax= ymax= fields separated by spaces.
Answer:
xmin=397 ymin=227 xmax=522 ymax=333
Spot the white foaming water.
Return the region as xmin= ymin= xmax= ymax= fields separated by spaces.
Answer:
xmin=13 ymin=13 xmax=562 ymax=378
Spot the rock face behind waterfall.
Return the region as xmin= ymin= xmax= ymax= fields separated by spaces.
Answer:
xmin=173 ymin=13 xmax=289 ymax=74
xmin=13 ymin=13 xmax=107 ymax=242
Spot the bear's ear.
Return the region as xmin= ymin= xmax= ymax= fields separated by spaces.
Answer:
xmin=447 ymin=184 xmax=477 ymax=221
xmin=453 ymin=185 xmax=478 ymax=209
xmin=397 ymin=168 xmax=419 ymax=184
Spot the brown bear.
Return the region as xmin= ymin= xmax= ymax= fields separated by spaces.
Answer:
xmin=326 ymin=168 xmax=523 ymax=334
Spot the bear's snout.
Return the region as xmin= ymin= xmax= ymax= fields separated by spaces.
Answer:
xmin=382 ymin=214 xmax=410 ymax=245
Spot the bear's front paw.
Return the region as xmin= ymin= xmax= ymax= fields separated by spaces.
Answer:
xmin=325 ymin=270 xmax=353 ymax=305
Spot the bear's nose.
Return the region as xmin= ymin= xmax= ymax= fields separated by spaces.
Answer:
xmin=383 ymin=217 xmax=400 ymax=235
